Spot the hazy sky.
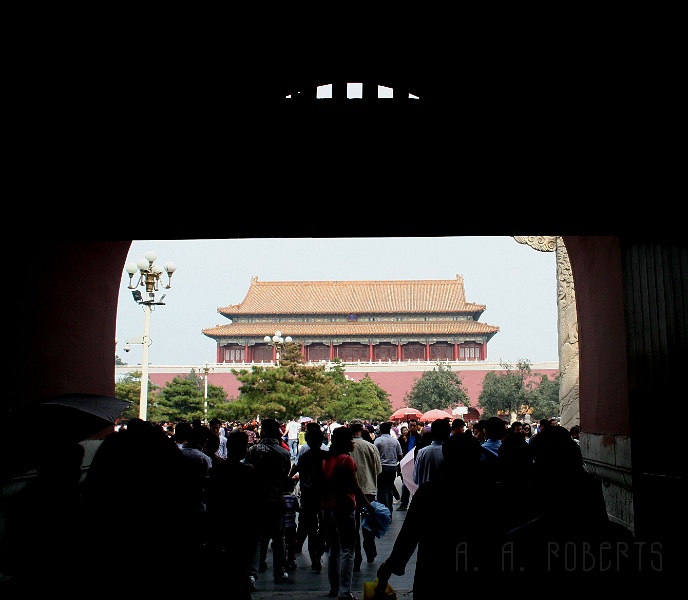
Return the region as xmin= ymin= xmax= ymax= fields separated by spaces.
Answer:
xmin=115 ymin=237 xmax=559 ymax=367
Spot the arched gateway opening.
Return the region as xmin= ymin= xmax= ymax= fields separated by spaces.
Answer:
xmin=2 ymin=235 xmax=684 ymax=585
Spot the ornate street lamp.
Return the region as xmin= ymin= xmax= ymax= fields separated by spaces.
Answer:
xmin=519 ymin=404 xmax=534 ymax=423
xmin=263 ymin=330 xmax=292 ymax=367
xmin=200 ymin=361 xmax=213 ymax=424
xmin=124 ymin=251 xmax=176 ymax=421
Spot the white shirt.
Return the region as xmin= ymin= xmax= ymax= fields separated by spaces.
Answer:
xmin=286 ymin=420 xmax=301 ymax=440
xmin=215 ymin=434 xmax=228 ymax=460
xmin=328 ymin=422 xmax=343 ymax=434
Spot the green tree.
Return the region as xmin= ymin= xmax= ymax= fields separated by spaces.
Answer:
xmin=320 ymin=374 xmax=392 ymax=422
xmin=230 ymin=349 xmax=392 ymax=423
xmin=361 ymin=373 xmax=394 ymax=418
xmin=525 ymin=372 xmax=561 ymax=421
xmin=114 ymin=370 xmax=159 ymax=420
xmin=477 ymin=360 xmax=531 ymax=419
xmin=154 ymin=371 xmax=206 ymax=422
xmin=206 ymin=389 xmax=236 ymax=422
xmin=115 ymin=355 xmax=127 ymax=366
xmin=477 ymin=370 xmax=516 ymax=418
xmin=231 ymin=342 xmax=325 ymax=422
xmin=403 ymin=363 xmax=470 ymax=413
xmin=477 ymin=359 xmax=560 ymax=421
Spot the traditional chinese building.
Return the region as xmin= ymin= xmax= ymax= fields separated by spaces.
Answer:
xmin=202 ymin=275 xmax=500 ymax=365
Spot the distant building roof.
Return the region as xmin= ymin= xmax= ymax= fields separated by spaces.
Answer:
xmin=217 ymin=275 xmax=487 ymax=318
xmin=203 ymin=275 xmax=498 ymax=341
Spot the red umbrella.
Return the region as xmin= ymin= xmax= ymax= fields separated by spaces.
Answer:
xmin=389 ymin=407 xmax=423 ymax=421
xmin=420 ymin=408 xmax=454 ymax=423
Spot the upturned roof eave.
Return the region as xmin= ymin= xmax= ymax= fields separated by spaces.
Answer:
xmin=217 ymin=306 xmax=487 ymax=317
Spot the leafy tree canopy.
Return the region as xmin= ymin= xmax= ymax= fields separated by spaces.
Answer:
xmin=115 ymin=369 xmax=229 ymax=423
xmin=403 ymin=363 xmax=470 ymax=413
xmin=228 ymin=346 xmax=392 ymax=423
xmin=477 ymin=359 xmax=561 ymax=421
xmin=525 ymin=372 xmax=561 ymax=421
xmin=114 ymin=370 xmax=160 ymax=420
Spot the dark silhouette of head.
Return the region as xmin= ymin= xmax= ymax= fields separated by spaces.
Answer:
xmin=430 ymin=418 xmax=452 ymax=441
xmin=259 ymin=418 xmax=282 ymax=440
xmin=441 ymin=430 xmax=483 ymax=477
xmin=451 ymin=418 xmax=465 ymax=433
xmin=485 ymin=416 xmax=506 ymax=441
xmin=173 ymin=421 xmax=194 ymax=445
xmin=305 ymin=427 xmax=324 ymax=448
xmin=349 ymin=418 xmax=364 ymax=433
xmin=531 ymin=423 xmax=584 ymax=479
xmin=226 ymin=429 xmax=249 ymax=461
xmin=330 ymin=426 xmax=353 ymax=455
xmin=379 ymin=421 xmax=392 ymax=435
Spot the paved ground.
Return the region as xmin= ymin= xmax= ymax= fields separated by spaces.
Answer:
xmin=251 ymin=481 xmax=415 ymax=599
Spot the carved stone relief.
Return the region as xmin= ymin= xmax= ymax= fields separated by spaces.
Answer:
xmin=512 ymin=236 xmax=580 ymax=429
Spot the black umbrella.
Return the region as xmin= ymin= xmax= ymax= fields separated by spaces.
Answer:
xmin=35 ymin=393 xmax=132 ymax=442
xmin=1 ymin=393 xmax=131 ymax=480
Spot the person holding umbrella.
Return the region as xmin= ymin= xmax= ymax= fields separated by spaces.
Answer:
xmin=397 ymin=419 xmax=422 ymax=510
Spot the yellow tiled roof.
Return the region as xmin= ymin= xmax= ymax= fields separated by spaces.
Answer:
xmin=217 ymin=275 xmax=486 ymax=317
xmin=202 ymin=320 xmax=499 ymax=338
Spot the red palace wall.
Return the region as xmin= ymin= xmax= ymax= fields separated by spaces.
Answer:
xmin=147 ymin=366 xmax=560 ymax=417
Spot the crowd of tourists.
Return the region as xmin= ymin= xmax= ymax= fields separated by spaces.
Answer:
xmin=0 ymin=413 xmax=640 ymax=598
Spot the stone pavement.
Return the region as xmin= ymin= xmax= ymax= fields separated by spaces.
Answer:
xmin=251 ymin=483 xmax=416 ymax=600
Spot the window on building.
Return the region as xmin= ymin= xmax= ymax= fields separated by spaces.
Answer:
xmin=459 ymin=345 xmax=481 ymax=360
xmin=224 ymin=347 xmax=245 ymax=363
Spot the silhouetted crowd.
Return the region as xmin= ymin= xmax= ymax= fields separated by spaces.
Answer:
xmin=1 ymin=415 xmax=656 ymax=598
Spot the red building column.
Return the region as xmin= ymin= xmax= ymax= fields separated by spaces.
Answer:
xmin=369 ymin=342 xmax=373 ymax=361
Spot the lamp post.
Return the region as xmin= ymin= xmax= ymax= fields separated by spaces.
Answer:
xmin=124 ymin=250 xmax=176 ymax=421
xmin=263 ymin=330 xmax=292 ymax=367
xmin=519 ymin=404 xmax=533 ymax=423
xmin=201 ymin=361 xmax=213 ymax=424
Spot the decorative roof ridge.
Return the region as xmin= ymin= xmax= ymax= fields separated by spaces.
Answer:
xmin=247 ymin=277 xmax=465 ymax=285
